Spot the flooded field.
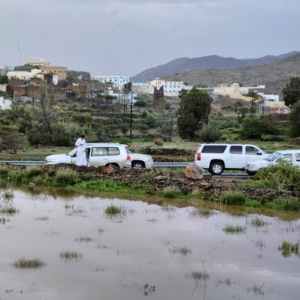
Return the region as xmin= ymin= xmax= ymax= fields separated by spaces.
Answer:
xmin=0 ymin=187 xmax=300 ymax=300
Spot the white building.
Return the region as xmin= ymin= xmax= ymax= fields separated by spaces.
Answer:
xmin=148 ymin=78 xmax=185 ymax=96
xmin=213 ymin=83 xmax=266 ymax=95
xmin=0 ymin=97 xmax=12 ymax=111
xmin=94 ymin=74 xmax=130 ymax=87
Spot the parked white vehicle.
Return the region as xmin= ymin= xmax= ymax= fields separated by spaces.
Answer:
xmin=244 ymin=149 xmax=300 ymax=175
xmin=45 ymin=143 xmax=131 ymax=168
xmin=194 ymin=143 xmax=268 ymax=175
xmin=126 ymin=149 xmax=154 ymax=169
xmin=45 ymin=143 xmax=154 ymax=169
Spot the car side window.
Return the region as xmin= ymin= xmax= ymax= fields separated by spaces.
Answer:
xmin=295 ymin=153 xmax=300 ymax=161
xmin=230 ymin=146 xmax=242 ymax=154
xmin=108 ymin=147 xmax=120 ymax=156
xmin=91 ymin=147 xmax=107 ymax=156
xmin=281 ymin=154 xmax=292 ymax=162
xmin=202 ymin=145 xmax=226 ymax=153
xmin=246 ymin=146 xmax=259 ymax=155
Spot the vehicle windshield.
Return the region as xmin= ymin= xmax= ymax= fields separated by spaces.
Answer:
xmin=265 ymin=151 xmax=281 ymax=162
xmin=67 ymin=148 xmax=77 ymax=156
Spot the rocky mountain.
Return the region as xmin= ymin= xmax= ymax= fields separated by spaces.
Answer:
xmin=165 ymin=53 xmax=300 ymax=97
xmin=131 ymin=51 xmax=298 ymax=82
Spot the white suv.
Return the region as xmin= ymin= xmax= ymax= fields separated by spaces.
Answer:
xmin=194 ymin=143 xmax=268 ymax=175
xmin=45 ymin=143 xmax=131 ymax=168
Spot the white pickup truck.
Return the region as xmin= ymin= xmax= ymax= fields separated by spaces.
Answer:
xmin=194 ymin=143 xmax=268 ymax=175
xmin=244 ymin=149 xmax=300 ymax=175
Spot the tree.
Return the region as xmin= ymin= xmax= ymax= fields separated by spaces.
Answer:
xmin=282 ymin=77 xmax=300 ymax=107
xmin=123 ymin=82 xmax=132 ymax=93
xmin=246 ymin=91 xmax=261 ymax=115
xmin=177 ymin=88 xmax=212 ymax=141
xmin=240 ymin=116 xmax=279 ymax=140
xmin=288 ymin=100 xmax=300 ymax=137
xmin=0 ymin=75 xmax=8 ymax=84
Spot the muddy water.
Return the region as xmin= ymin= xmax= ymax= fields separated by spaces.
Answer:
xmin=0 ymin=188 xmax=300 ymax=300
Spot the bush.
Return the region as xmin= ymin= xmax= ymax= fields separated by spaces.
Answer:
xmin=251 ymin=161 xmax=300 ymax=192
xmin=53 ymin=169 xmax=79 ymax=187
xmin=154 ymin=138 xmax=163 ymax=146
xmin=134 ymin=100 xmax=147 ymax=107
xmin=220 ymin=191 xmax=248 ymax=205
xmin=197 ymin=123 xmax=222 ymax=142
xmin=240 ymin=116 xmax=279 ymax=140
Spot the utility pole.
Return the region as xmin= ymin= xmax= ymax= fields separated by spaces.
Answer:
xmin=130 ymin=91 xmax=133 ymax=140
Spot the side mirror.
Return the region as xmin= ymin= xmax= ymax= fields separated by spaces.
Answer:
xmin=257 ymin=152 xmax=262 ymax=155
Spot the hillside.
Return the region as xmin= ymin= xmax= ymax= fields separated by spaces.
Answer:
xmin=131 ymin=51 xmax=298 ymax=82
xmin=165 ymin=53 xmax=300 ymax=96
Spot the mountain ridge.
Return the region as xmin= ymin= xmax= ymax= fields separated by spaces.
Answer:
xmin=165 ymin=52 xmax=300 ymax=97
xmin=131 ymin=51 xmax=299 ymax=82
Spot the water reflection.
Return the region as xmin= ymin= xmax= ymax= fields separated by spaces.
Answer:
xmin=0 ymin=187 xmax=300 ymax=300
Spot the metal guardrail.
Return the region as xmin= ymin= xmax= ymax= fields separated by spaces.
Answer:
xmin=0 ymin=160 xmax=46 ymax=166
xmin=0 ymin=161 xmax=189 ymax=168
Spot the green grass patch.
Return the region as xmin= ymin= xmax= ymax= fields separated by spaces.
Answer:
xmin=60 ymin=250 xmax=83 ymax=260
xmin=13 ymin=258 xmax=45 ymax=269
xmin=220 ymin=191 xmax=248 ymax=205
xmin=278 ymin=241 xmax=299 ymax=257
xmin=105 ymin=205 xmax=122 ymax=216
xmin=159 ymin=186 xmax=182 ymax=199
xmin=223 ymin=225 xmax=246 ymax=234
xmin=168 ymin=245 xmax=191 ymax=256
xmin=0 ymin=206 xmax=18 ymax=215
xmin=251 ymin=217 xmax=268 ymax=227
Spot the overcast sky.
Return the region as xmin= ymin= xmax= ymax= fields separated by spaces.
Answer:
xmin=1 ymin=0 xmax=299 ymax=77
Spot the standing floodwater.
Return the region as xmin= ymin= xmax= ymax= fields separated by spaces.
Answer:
xmin=0 ymin=188 xmax=300 ymax=300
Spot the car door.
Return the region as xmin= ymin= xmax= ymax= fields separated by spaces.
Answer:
xmin=244 ymin=145 xmax=265 ymax=165
xmin=227 ymin=145 xmax=243 ymax=168
xmin=88 ymin=147 xmax=108 ymax=167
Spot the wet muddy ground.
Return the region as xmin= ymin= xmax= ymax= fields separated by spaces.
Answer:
xmin=0 ymin=187 xmax=300 ymax=300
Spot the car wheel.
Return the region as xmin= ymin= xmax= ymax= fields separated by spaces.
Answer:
xmin=132 ymin=161 xmax=145 ymax=169
xmin=210 ymin=162 xmax=224 ymax=175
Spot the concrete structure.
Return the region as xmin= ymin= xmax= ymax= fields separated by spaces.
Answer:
xmin=213 ymin=83 xmax=266 ymax=95
xmin=0 ymin=84 xmax=7 ymax=92
xmin=39 ymin=66 xmax=67 ymax=81
xmin=148 ymin=78 xmax=185 ymax=96
xmin=7 ymin=69 xmax=44 ymax=81
xmin=94 ymin=74 xmax=130 ymax=87
xmin=26 ymin=58 xmax=50 ymax=66
xmin=258 ymin=93 xmax=280 ymax=104
xmin=0 ymin=97 xmax=12 ymax=110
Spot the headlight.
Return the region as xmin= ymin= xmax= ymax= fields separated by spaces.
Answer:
xmin=46 ymin=159 xmax=56 ymax=163
xmin=248 ymin=164 xmax=256 ymax=169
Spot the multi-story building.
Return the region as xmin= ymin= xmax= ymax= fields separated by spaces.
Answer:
xmin=94 ymin=74 xmax=130 ymax=87
xmin=147 ymin=78 xmax=185 ymax=96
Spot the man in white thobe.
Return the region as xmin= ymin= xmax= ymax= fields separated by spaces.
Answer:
xmin=75 ymin=135 xmax=87 ymax=166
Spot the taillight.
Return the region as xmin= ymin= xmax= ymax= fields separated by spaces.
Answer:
xmin=196 ymin=153 xmax=201 ymax=161
xmin=126 ymin=155 xmax=131 ymax=161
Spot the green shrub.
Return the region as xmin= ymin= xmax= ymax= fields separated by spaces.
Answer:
xmin=240 ymin=116 xmax=279 ymax=140
xmin=160 ymin=187 xmax=182 ymax=199
xmin=134 ymin=100 xmax=147 ymax=107
xmin=247 ymin=161 xmax=300 ymax=192
xmin=154 ymin=138 xmax=163 ymax=146
xmin=105 ymin=205 xmax=122 ymax=215
xmin=197 ymin=123 xmax=222 ymax=142
xmin=220 ymin=191 xmax=248 ymax=205
xmin=53 ymin=169 xmax=79 ymax=186
xmin=25 ymin=166 xmax=44 ymax=178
